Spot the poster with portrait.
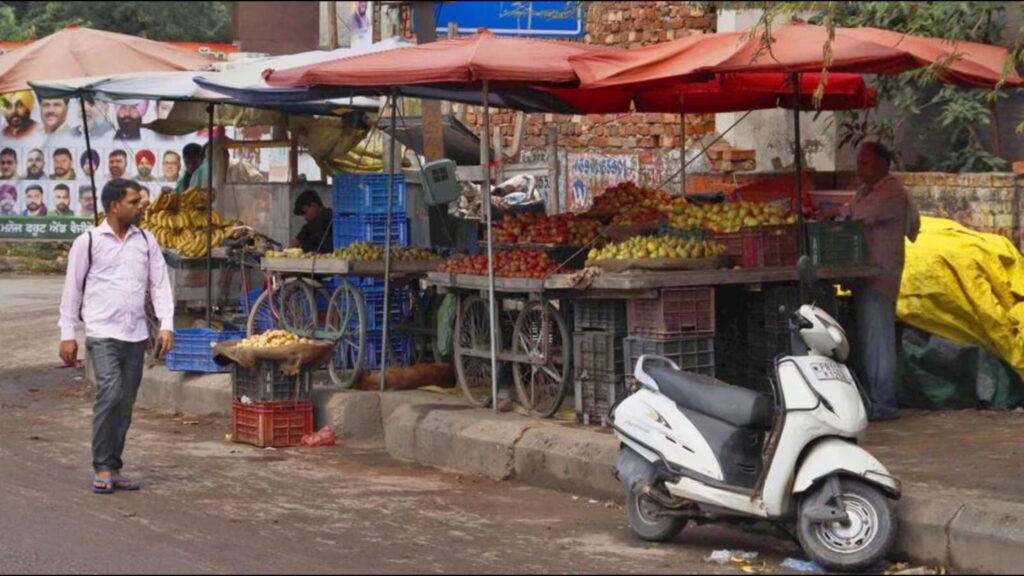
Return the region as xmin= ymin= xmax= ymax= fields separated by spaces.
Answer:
xmin=0 ymin=91 xmax=208 ymax=239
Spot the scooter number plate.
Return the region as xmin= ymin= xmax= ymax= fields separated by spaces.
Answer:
xmin=810 ymin=360 xmax=852 ymax=384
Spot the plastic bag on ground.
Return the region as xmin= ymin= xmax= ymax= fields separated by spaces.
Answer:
xmin=300 ymin=425 xmax=338 ymax=447
xmin=704 ymin=549 xmax=758 ymax=565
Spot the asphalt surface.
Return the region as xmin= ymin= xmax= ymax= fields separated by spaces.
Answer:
xmin=0 ymin=275 xmax=801 ymax=574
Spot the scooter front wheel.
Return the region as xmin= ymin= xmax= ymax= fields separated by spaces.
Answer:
xmin=797 ymin=478 xmax=897 ymax=573
xmin=625 ymin=489 xmax=687 ymax=542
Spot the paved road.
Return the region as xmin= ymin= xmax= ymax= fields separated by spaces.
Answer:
xmin=0 ymin=275 xmax=799 ymax=574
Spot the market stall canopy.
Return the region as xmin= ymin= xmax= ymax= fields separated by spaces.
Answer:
xmin=250 ymin=29 xmax=621 ymax=114
xmin=0 ymin=24 xmax=214 ymax=94
xmin=570 ymin=23 xmax=1024 ymax=90
xmin=541 ymin=72 xmax=877 ymax=114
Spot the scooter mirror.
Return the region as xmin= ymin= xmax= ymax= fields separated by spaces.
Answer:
xmin=797 ymin=254 xmax=818 ymax=288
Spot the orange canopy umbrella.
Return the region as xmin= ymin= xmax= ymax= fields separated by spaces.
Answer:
xmin=265 ymin=29 xmax=619 ymax=89
xmin=570 ymin=23 xmax=1024 ymax=90
xmin=0 ymin=24 xmax=214 ymax=94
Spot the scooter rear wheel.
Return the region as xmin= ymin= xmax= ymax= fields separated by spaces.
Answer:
xmin=625 ymin=489 xmax=687 ymax=542
xmin=797 ymin=478 xmax=897 ymax=573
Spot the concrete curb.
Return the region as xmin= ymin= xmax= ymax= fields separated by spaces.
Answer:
xmin=136 ymin=366 xmax=1024 ymax=573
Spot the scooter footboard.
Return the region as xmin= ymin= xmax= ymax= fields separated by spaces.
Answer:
xmin=793 ymin=437 xmax=901 ymax=498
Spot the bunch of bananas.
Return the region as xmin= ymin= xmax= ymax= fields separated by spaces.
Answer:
xmin=141 ymin=187 xmax=243 ymax=258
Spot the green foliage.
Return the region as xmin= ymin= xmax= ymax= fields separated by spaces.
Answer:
xmin=0 ymin=1 xmax=233 ymax=42
xmin=712 ymin=1 xmax=1022 ymax=172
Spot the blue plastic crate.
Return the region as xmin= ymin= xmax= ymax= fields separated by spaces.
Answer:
xmin=330 ymin=330 xmax=412 ymax=370
xmin=333 ymin=214 xmax=409 ymax=248
xmin=333 ymin=174 xmax=407 ymax=215
xmin=167 ymin=328 xmax=246 ymax=373
xmin=360 ymin=285 xmax=410 ymax=331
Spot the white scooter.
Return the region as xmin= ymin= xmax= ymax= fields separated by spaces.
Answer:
xmin=610 ymin=257 xmax=900 ymax=573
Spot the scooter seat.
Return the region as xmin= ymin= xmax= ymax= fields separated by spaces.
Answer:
xmin=647 ymin=366 xmax=774 ymax=429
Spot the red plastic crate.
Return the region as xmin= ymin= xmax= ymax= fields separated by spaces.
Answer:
xmin=232 ymin=400 xmax=313 ymax=448
xmin=710 ymin=228 xmax=761 ymax=268
xmin=627 ymin=287 xmax=715 ymax=337
xmin=711 ymin=225 xmax=798 ymax=268
xmin=759 ymin=225 xmax=799 ymax=267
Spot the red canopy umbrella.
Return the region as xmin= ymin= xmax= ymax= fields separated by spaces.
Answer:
xmin=0 ymin=24 xmax=214 ymax=94
xmin=542 ymin=72 xmax=877 ymax=114
xmin=569 ymin=23 xmax=1022 ymax=260
xmin=569 ymin=23 xmax=1024 ymax=90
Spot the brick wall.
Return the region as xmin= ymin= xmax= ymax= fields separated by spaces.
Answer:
xmin=896 ymin=172 xmax=1022 ymax=248
xmin=457 ymin=2 xmax=717 ymax=159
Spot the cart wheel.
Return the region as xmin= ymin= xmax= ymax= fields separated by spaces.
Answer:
xmin=246 ymin=288 xmax=279 ymax=336
xmin=325 ymin=280 xmax=366 ymax=389
xmin=455 ymin=294 xmax=503 ymax=407
xmin=512 ymin=301 xmax=570 ymax=419
xmin=278 ymin=279 xmax=318 ymax=338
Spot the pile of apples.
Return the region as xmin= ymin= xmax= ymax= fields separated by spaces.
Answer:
xmin=589 ymin=235 xmax=727 ymax=261
xmin=439 ymin=249 xmax=558 ymax=279
xmin=494 ymin=213 xmax=604 ymax=246
xmin=661 ymin=199 xmax=797 ymax=234
xmin=589 ymin=181 xmax=669 ymax=217
xmin=612 ymin=207 xmax=662 ymax=227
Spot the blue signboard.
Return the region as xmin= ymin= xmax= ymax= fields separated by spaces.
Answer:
xmin=431 ymin=2 xmax=585 ymax=39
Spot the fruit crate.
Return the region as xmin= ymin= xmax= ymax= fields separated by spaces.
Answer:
xmin=166 ymin=328 xmax=247 ymax=373
xmin=626 ymin=287 xmax=715 ymax=337
xmin=708 ymin=228 xmax=761 ymax=268
xmin=575 ymin=371 xmax=626 ymax=428
xmin=231 ymin=362 xmax=313 ymax=402
xmin=573 ymin=330 xmax=626 ymax=378
xmin=573 ymin=299 xmax=627 ymax=334
xmin=231 ymin=399 xmax=313 ymax=448
xmin=623 ymin=334 xmax=716 ymax=383
xmin=333 ymin=214 xmax=409 ymax=248
xmin=709 ymin=225 xmax=798 ymax=268
xmin=332 ymin=173 xmax=407 ymax=215
xmin=758 ymin=225 xmax=799 ymax=267
xmin=806 ymin=220 xmax=864 ymax=267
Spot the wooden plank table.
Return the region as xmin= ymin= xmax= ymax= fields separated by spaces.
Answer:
xmin=262 ymin=257 xmax=440 ymax=277
xmin=426 ymin=265 xmax=877 ymax=294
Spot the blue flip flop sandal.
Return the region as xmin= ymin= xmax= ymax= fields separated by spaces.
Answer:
xmin=91 ymin=476 xmax=115 ymax=495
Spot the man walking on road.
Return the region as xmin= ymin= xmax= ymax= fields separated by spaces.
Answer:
xmin=58 ymin=179 xmax=176 ymax=494
xmin=838 ymin=142 xmax=920 ymax=421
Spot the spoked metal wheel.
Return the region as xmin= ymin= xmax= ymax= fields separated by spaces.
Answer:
xmin=246 ymin=288 xmax=278 ymax=336
xmin=511 ymin=300 xmax=571 ymax=418
xmin=454 ymin=294 xmax=503 ymax=407
xmin=277 ymin=279 xmax=318 ymax=338
xmin=797 ymin=479 xmax=897 ymax=574
xmin=324 ymin=280 xmax=366 ymax=389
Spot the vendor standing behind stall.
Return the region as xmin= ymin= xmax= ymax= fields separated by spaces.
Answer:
xmin=292 ymin=189 xmax=334 ymax=254
xmin=835 ymin=142 xmax=920 ymax=421
xmin=175 ymin=143 xmax=204 ymax=193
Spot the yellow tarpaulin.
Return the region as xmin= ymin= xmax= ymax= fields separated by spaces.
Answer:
xmin=897 ymin=217 xmax=1024 ymax=377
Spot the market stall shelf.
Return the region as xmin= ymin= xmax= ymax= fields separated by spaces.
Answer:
xmin=263 ymin=257 xmax=440 ymax=277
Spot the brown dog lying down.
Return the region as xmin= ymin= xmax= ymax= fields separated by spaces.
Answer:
xmin=356 ymin=363 xmax=457 ymax=392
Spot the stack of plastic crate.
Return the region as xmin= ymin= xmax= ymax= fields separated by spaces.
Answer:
xmin=229 ymin=352 xmax=315 ymax=448
xmin=572 ymin=300 xmax=629 ymax=427
xmin=332 ymin=174 xmax=412 ymax=368
xmin=624 ymin=287 xmax=717 ymax=384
